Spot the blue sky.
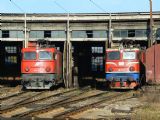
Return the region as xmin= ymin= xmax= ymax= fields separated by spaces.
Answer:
xmin=0 ymin=0 xmax=159 ymax=13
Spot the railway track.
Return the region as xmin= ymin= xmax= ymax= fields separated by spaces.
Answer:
xmin=0 ymin=91 xmax=27 ymax=102
xmin=10 ymin=90 xmax=133 ymax=119
xmin=0 ymin=87 xmax=91 ymax=116
xmin=0 ymin=86 xmax=138 ymax=119
xmin=0 ymin=91 xmax=48 ymax=111
xmin=16 ymin=91 xmax=108 ymax=117
xmin=53 ymin=91 xmax=133 ymax=119
xmin=0 ymin=92 xmax=48 ymax=113
xmin=10 ymin=86 xmax=91 ymax=118
xmin=0 ymin=88 xmax=78 ymax=113
xmin=98 ymin=114 xmax=132 ymax=120
xmin=0 ymin=87 xmax=12 ymax=95
xmin=0 ymin=86 xmax=23 ymax=101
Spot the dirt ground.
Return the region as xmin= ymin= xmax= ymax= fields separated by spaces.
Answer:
xmin=0 ymin=86 xmax=160 ymax=120
xmin=70 ymin=89 xmax=160 ymax=120
xmin=133 ymin=91 xmax=160 ymax=120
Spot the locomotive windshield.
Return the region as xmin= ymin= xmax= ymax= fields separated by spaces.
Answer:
xmin=107 ymin=51 xmax=120 ymax=60
xmin=39 ymin=51 xmax=52 ymax=60
xmin=23 ymin=52 xmax=36 ymax=60
xmin=123 ymin=51 xmax=136 ymax=60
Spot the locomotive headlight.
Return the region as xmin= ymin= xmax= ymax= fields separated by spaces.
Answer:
xmin=129 ymin=66 xmax=135 ymax=71
xmin=25 ymin=67 xmax=30 ymax=72
xmin=46 ymin=67 xmax=51 ymax=72
xmin=108 ymin=67 xmax=113 ymax=72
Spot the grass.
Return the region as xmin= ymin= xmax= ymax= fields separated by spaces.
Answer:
xmin=132 ymin=92 xmax=160 ymax=120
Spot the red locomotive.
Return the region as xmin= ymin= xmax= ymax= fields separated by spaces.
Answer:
xmin=21 ymin=40 xmax=63 ymax=89
xmin=105 ymin=42 xmax=145 ymax=89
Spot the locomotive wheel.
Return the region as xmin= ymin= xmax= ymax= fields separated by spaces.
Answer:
xmin=106 ymin=81 xmax=111 ymax=90
xmin=21 ymin=85 xmax=26 ymax=91
xmin=61 ymin=82 xmax=66 ymax=88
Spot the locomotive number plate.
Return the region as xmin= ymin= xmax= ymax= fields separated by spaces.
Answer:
xmin=118 ymin=62 xmax=124 ymax=66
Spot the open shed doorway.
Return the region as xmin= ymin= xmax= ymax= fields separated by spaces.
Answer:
xmin=72 ymin=42 xmax=106 ymax=88
xmin=0 ymin=41 xmax=22 ymax=83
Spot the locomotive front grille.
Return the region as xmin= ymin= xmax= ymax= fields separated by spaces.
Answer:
xmin=22 ymin=74 xmax=57 ymax=89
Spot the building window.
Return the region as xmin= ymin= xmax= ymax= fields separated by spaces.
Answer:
xmin=135 ymin=29 xmax=147 ymax=37
xmin=113 ymin=30 xmax=128 ymax=37
xmin=30 ymin=31 xmax=44 ymax=38
xmin=121 ymin=30 xmax=128 ymax=37
xmin=51 ymin=31 xmax=66 ymax=38
xmin=114 ymin=29 xmax=147 ymax=38
xmin=10 ymin=31 xmax=24 ymax=38
xmin=128 ymin=30 xmax=135 ymax=37
xmin=92 ymin=47 xmax=103 ymax=54
xmin=2 ymin=30 xmax=9 ymax=38
xmin=5 ymin=56 xmax=17 ymax=64
xmin=5 ymin=46 xmax=17 ymax=53
xmin=93 ymin=30 xmax=107 ymax=38
xmin=72 ymin=31 xmax=87 ymax=38
xmin=72 ymin=30 xmax=107 ymax=38
xmin=156 ymin=28 xmax=160 ymax=39
xmin=86 ymin=31 xmax=93 ymax=38
xmin=44 ymin=31 xmax=51 ymax=38
xmin=92 ymin=57 xmax=103 ymax=72
xmin=113 ymin=30 xmax=121 ymax=37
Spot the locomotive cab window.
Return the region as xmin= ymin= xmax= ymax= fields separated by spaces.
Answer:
xmin=23 ymin=52 xmax=36 ymax=60
xmin=39 ymin=51 xmax=52 ymax=60
xmin=107 ymin=51 xmax=120 ymax=60
xmin=123 ymin=51 xmax=136 ymax=60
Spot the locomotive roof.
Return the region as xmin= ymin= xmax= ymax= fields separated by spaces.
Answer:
xmin=22 ymin=47 xmax=62 ymax=55
xmin=22 ymin=47 xmax=57 ymax=52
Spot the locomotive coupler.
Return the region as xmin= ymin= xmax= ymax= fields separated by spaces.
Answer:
xmin=120 ymin=78 xmax=124 ymax=87
xmin=127 ymin=79 xmax=131 ymax=85
xmin=36 ymin=79 xmax=40 ymax=87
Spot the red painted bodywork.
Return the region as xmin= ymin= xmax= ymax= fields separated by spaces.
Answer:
xmin=105 ymin=49 xmax=140 ymax=73
xmin=146 ymin=44 xmax=160 ymax=84
xmin=105 ymin=48 xmax=141 ymax=89
xmin=21 ymin=47 xmax=62 ymax=76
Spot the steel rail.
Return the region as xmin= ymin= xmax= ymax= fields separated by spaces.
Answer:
xmin=0 ymin=91 xmax=47 ymax=112
xmin=0 ymin=88 xmax=78 ymax=113
xmin=53 ymin=92 xmax=133 ymax=119
xmin=20 ymin=91 xmax=110 ymax=117
xmin=12 ymin=86 xmax=91 ymax=118
xmin=0 ymin=91 xmax=27 ymax=102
